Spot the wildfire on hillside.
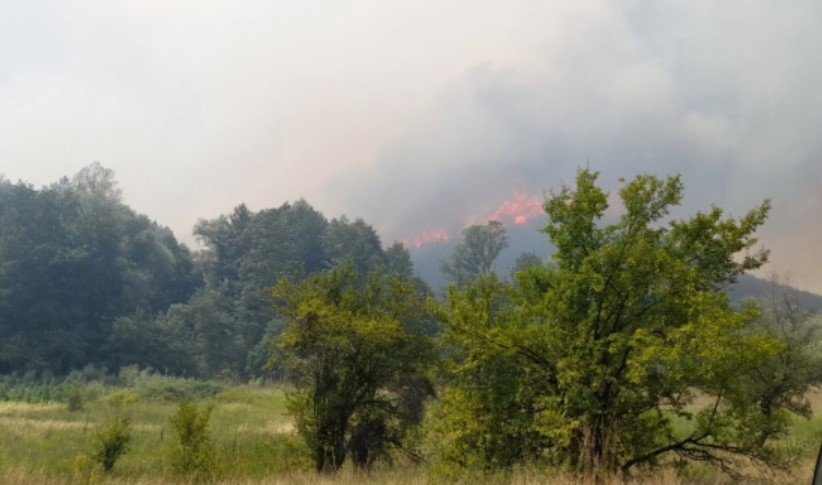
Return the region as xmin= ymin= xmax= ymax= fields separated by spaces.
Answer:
xmin=488 ymin=192 xmax=543 ymax=225
xmin=412 ymin=227 xmax=450 ymax=248
xmin=408 ymin=192 xmax=544 ymax=249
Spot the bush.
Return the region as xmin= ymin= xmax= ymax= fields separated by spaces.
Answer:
xmin=133 ymin=373 xmax=224 ymax=402
xmin=104 ymin=390 xmax=140 ymax=408
xmin=170 ymin=401 xmax=216 ymax=479
xmin=0 ymin=375 xmax=64 ymax=403
xmin=66 ymin=386 xmax=85 ymax=411
xmin=91 ymin=416 xmax=132 ymax=473
xmin=65 ymin=364 xmax=114 ymax=385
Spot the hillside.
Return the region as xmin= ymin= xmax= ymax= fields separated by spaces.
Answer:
xmin=410 ymin=225 xmax=822 ymax=310
xmin=728 ymin=274 xmax=822 ymax=312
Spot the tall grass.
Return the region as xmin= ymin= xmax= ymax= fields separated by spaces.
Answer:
xmin=0 ymin=373 xmax=308 ymax=483
xmin=0 ymin=375 xmax=819 ymax=483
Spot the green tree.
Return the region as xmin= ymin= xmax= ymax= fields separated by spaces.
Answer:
xmin=191 ymin=199 xmax=416 ymax=380
xmin=323 ymin=216 xmax=386 ymax=276
xmin=158 ymin=289 xmax=242 ymax=377
xmin=193 ymin=202 xmax=316 ymax=378
xmin=440 ymin=221 xmax=509 ymax=285
xmin=383 ymin=242 xmax=415 ymax=281
xmin=511 ymin=251 xmax=543 ymax=280
xmin=271 ymin=263 xmax=434 ymax=472
xmin=736 ymin=278 xmax=822 ymax=448
xmin=91 ymin=416 xmax=132 ymax=473
xmin=0 ymin=165 xmax=200 ymax=374
xmin=434 ymin=169 xmax=796 ymax=477
xmin=170 ymin=401 xmax=215 ymax=478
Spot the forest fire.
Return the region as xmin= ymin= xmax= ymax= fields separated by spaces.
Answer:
xmin=412 ymin=227 xmax=450 ymax=248
xmin=488 ymin=192 xmax=543 ymax=225
xmin=408 ymin=192 xmax=544 ymax=249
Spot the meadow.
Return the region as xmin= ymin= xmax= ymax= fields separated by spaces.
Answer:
xmin=1 ymin=370 xmax=820 ymax=484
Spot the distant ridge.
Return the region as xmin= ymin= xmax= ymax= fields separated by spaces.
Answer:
xmin=727 ymin=274 xmax=822 ymax=312
xmin=411 ymin=238 xmax=822 ymax=312
xmin=408 ymin=219 xmax=822 ymax=312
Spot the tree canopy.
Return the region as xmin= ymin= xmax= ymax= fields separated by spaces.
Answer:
xmin=271 ymin=263 xmax=434 ymax=472
xmin=0 ymin=168 xmax=200 ymax=373
xmin=432 ymin=169 xmax=802 ymax=476
xmin=440 ymin=220 xmax=509 ymax=286
xmin=0 ymin=165 xmax=418 ymax=378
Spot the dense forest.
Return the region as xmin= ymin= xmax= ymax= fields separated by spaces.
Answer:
xmin=0 ymin=163 xmax=417 ymax=378
xmin=1 ymin=164 xmax=821 ymax=480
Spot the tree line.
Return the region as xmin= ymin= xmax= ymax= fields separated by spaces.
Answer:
xmin=0 ymin=163 xmax=416 ymax=377
xmin=1 ymin=164 xmax=820 ymax=478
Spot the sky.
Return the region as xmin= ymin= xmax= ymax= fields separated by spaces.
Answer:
xmin=2 ymin=1 xmax=822 ymax=291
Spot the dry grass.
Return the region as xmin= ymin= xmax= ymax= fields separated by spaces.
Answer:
xmin=1 ymin=461 xmax=817 ymax=485
xmin=0 ymin=465 xmax=812 ymax=485
xmin=0 ymin=383 xmax=819 ymax=484
xmin=807 ymin=387 xmax=822 ymax=412
xmin=0 ymin=401 xmax=63 ymax=414
xmin=0 ymin=415 xmax=89 ymax=433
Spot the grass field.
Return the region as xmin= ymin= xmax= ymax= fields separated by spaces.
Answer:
xmin=0 ymin=372 xmax=314 ymax=484
xmin=0 ymin=373 xmax=820 ymax=484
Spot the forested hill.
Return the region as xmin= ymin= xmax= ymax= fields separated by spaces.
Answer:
xmin=727 ymin=274 xmax=822 ymax=311
xmin=408 ymin=217 xmax=552 ymax=289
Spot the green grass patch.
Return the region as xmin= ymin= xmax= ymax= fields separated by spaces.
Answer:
xmin=0 ymin=377 xmax=310 ymax=482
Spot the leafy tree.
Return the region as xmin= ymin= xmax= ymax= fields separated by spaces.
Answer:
xmin=434 ymin=169 xmax=798 ymax=477
xmin=106 ymin=313 xmax=183 ymax=374
xmin=120 ymin=225 xmax=200 ymax=313
xmin=285 ymin=199 xmax=332 ymax=275
xmin=0 ymin=165 xmax=201 ymax=374
xmin=194 ymin=203 xmax=254 ymax=287
xmin=170 ymin=401 xmax=216 ymax=478
xmin=156 ymin=289 xmax=242 ymax=377
xmin=736 ymin=278 xmax=822 ymax=448
xmin=193 ymin=202 xmax=409 ymax=379
xmin=383 ymin=242 xmax=415 ymax=281
xmin=271 ymin=263 xmax=434 ymax=472
xmin=511 ymin=251 xmax=543 ymax=280
xmin=440 ymin=221 xmax=509 ymax=285
xmin=91 ymin=416 xmax=132 ymax=473
xmin=71 ymin=161 xmax=122 ymax=202
xmin=323 ymin=216 xmax=386 ymax=276
xmin=0 ymin=180 xmax=85 ymax=372
xmin=0 ymin=164 xmax=418 ymax=378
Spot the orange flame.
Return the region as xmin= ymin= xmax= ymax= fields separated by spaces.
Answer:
xmin=412 ymin=227 xmax=450 ymax=248
xmin=408 ymin=192 xmax=543 ymax=249
xmin=488 ymin=192 xmax=543 ymax=225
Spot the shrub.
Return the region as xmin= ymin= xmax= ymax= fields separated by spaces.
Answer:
xmin=170 ymin=401 xmax=216 ymax=479
xmin=134 ymin=373 xmax=224 ymax=402
xmin=66 ymin=386 xmax=85 ymax=412
xmin=104 ymin=390 xmax=140 ymax=408
xmin=91 ymin=416 xmax=132 ymax=473
xmin=73 ymin=453 xmax=98 ymax=484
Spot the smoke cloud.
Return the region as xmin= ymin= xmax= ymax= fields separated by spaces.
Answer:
xmin=2 ymin=1 xmax=822 ymax=290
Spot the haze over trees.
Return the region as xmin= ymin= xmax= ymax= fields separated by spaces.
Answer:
xmin=0 ymin=164 xmax=820 ymax=480
xmin=0 ymin=164 xmax=413 ymax=378
xmin=439 ymin=220 xmax=509 ymax=286
xmin=0 ymin=163 xmax=201 ymax=374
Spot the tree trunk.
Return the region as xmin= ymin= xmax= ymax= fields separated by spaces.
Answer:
xmin=580 ymin=420 xmax=615 ymax=477
xmin=315 ymin=416 xmax=348 ymax=473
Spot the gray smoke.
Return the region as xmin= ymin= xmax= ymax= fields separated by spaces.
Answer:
xmin=2 ymin=1 xmax=822 ymax=290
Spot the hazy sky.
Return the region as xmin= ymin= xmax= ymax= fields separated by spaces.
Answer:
xmin=2 ymin=1 xmax=822 ymax=290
